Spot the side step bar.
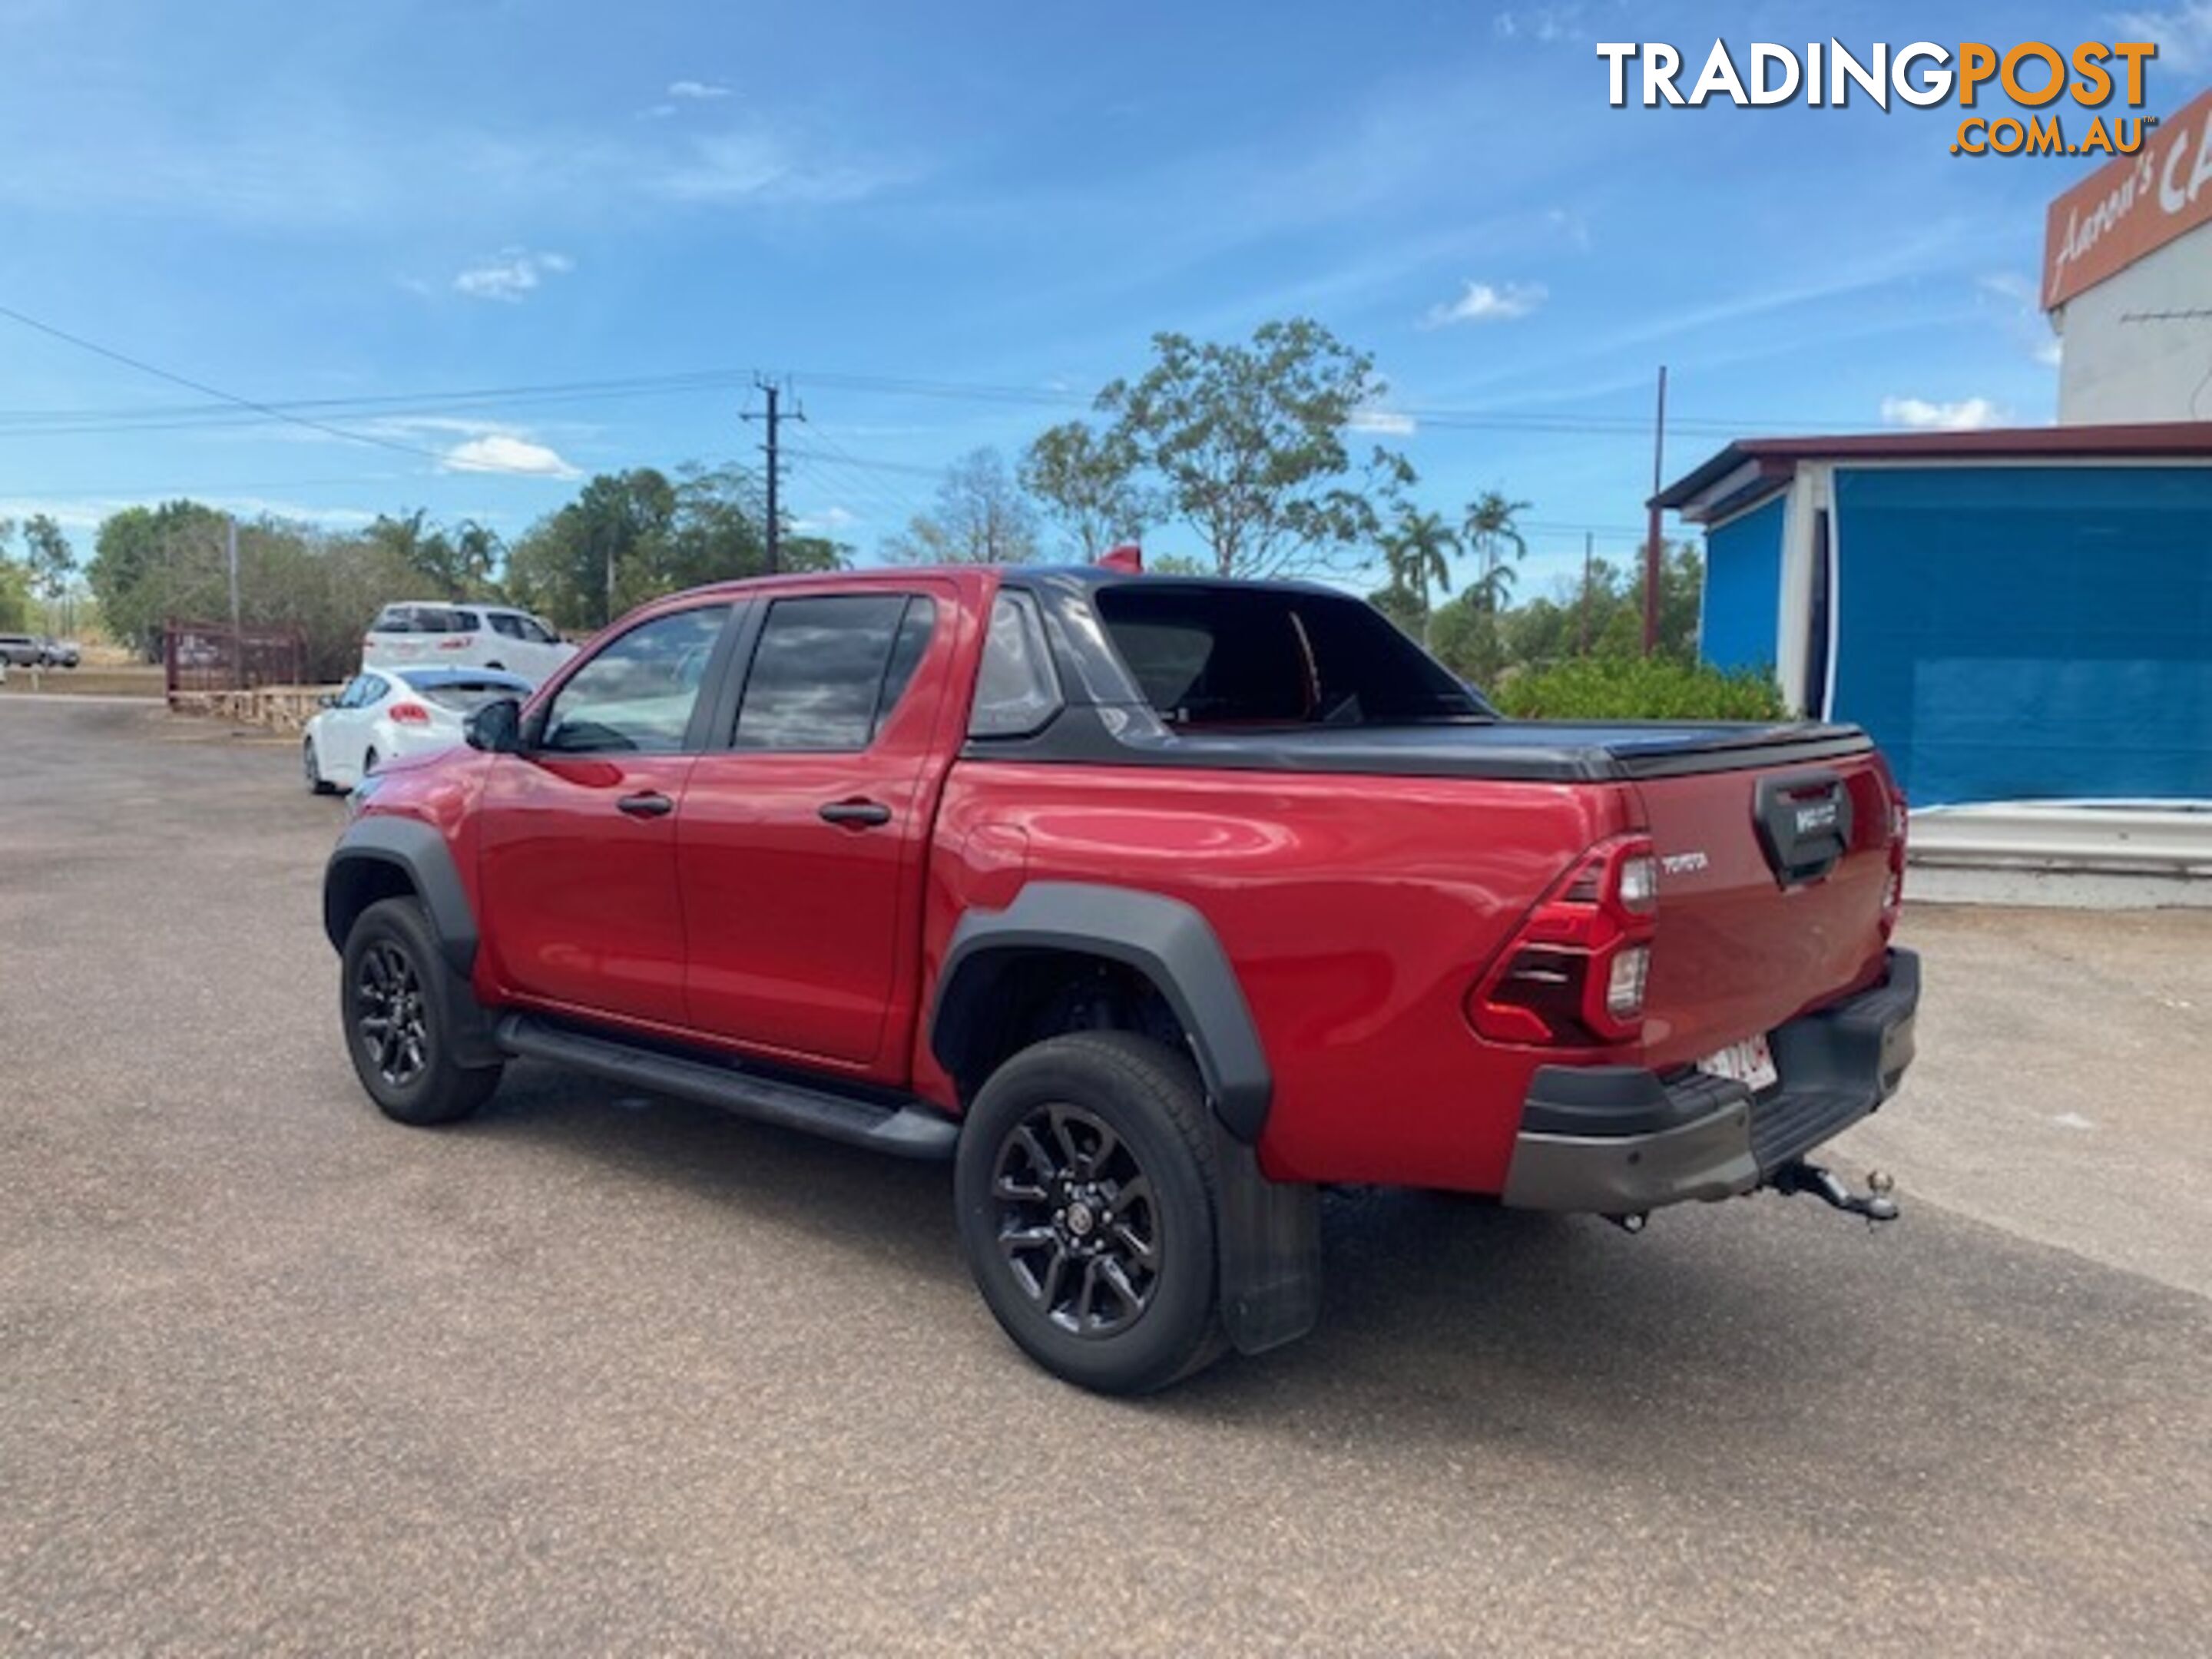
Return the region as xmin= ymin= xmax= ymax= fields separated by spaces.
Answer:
xmin=494 ymin=1015 xmax=960 ymax=1161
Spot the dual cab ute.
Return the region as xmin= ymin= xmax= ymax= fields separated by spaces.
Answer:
xmin=324 ymin=565 xmax=1919 ymax=1392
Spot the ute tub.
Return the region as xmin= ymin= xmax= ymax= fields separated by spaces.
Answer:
xmin=1500 ymin=949 xmax=1919 ymax=1213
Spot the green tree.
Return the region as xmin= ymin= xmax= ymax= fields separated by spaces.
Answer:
xmin=882 ymin=448 xmax=1040 ymax=565
xmin=86 ymin=501 xmax=234 ymax=657
xmin=367 ymin=509 xmax=502 ymax=600
xmin=1378 ymin=506 xmax=1459 ymax=645
xmin=1461 ymin=492 xmax=1530 ymax=612
xmin=504 ymin=469 xmax=679 ymax=628
xmin=22 ymin=515 xmax=76 ymax=620
xmin=1094 ymin=319 xmax=1411 ymax=580
xmin=1020 ymin=421 xmax=1148 ymax=559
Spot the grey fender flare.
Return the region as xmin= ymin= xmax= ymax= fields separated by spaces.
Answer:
xmin=323 ymin=815 xmax=478 ymax=979
xmin=930 ymin=881 xmax=1273 ymax=1142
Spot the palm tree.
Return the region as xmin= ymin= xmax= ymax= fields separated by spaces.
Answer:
xmin=1462 ymin=492 xmax=1530 ymax=614
xmin=1379 ymin=507 xmax=1460 ymax=646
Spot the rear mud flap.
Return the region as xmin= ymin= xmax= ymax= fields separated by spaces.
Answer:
xmin=1214 ymin=1125 xmax=1321 ymax=1356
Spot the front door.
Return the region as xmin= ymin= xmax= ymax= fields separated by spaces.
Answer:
xmin=475 ymin=601 xmax=737 ymax=1027
xmin=679 ymin=583 xmax=960 ymax=1072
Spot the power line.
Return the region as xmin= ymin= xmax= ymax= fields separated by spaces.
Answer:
xmin=0 ymin=336 xmax=1852 ymax=444
xmin=0 ymin=301 xmax=572 ymax=475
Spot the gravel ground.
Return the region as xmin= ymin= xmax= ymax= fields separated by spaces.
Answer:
xmin=3 ymin=698 xmax=2207 ymax=1657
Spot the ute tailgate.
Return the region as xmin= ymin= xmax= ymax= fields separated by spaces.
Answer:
xmin=1624 ymin=735 xmax=1899 ymax=1071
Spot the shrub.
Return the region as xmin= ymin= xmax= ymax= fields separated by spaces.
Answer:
xmin=1492 ymin=656 xmax=1789 ymax=722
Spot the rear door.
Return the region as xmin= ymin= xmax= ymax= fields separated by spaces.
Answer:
xmin=677 ymin=581 xmax=962 ymax=1072
xmin=475 ymin=601 xmax=740 ymax=1027
xmin=1632 ymin=747 xmax=1899 ymax=1069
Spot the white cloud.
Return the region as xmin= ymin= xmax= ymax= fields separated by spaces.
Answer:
xmin=1349 ymin=406 xmax=1419 ymax=435
xmin=654 ymin=131 xmax=899 ymax=205
xmin=1422 ymin=280 xmax=1548 ymax=327
xmin=2107 ymin=3 xmax=2212 ymax=72
xmin=452 ymin=248 xmax=575 ymax=303
xmin=668 ymin=79 xmax=733 ymax=100
xmin=1880 ymin=396 xmax=2006 ymax=431
xmin=2035 ymin=339 xmax=2064 ymax=369
xmin=793 ymin=505 xmax=860 ymax=533
xmin=1545 ymin=206 xmax=1593 ymax=250
xmin=441 ymin=433 xmax=580 ymax=477
xmin=637 ymin=103 xmax=678 ymax=121
xmin=1492 ymin=5 xmax=1606 ymax=44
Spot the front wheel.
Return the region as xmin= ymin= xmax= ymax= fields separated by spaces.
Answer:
xmin=303 ymin=737 xmax=336 ymax=795
xmin=955 ymin=1031 xmax=1224 ymax=1394
xmin=340 ymin=897 xmax=503 ymax=1125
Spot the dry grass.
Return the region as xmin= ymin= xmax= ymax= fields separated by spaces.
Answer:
xmin=0 ymin=664 xmax=167 ymax=698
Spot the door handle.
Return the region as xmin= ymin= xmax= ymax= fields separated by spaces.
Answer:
xmin=818 ymin=799 xmax=892 ymax=828
xmin=617 ymin=790 xmax=675 ymax=819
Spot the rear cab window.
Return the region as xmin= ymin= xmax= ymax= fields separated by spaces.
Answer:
xmin=1093 ymin=584 xmax=1492 ymax=728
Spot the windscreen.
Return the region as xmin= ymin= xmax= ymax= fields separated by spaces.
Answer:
xmin=1094 ymin=584 xmax=1494 ymax=728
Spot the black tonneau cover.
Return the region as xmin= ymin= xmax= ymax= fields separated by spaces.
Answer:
xmin=971 ymin=709 xmax=1873 ymax=784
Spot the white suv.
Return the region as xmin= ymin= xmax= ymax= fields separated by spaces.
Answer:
xmin=361 ymin=601 xmax=577 ymax=687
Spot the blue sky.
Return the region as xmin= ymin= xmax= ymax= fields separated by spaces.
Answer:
xmin=2 ymin=0 xmax=2205 ymax=595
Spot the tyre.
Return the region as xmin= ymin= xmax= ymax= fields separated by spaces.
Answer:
xmin=303 ymin=737 xmax=336 ymax=795
xmin=339 ymin=896 xmax=503 ymax=1126
xmin=955 ymin=1031 xmax=1224 ymax=1394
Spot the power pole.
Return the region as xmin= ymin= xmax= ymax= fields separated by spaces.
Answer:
xmin=1642 ymin=364 xmax=1668 ymax=657
xmin=1580 ymin=531 xmax=1594 ymax=657
xmin=743 ymin=375 xmax=805 ymax=575
xmin=227 ymin=515 xmax=243 ymax=689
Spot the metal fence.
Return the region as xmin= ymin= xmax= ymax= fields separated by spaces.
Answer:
xmin=164 ymin=620 xmax=307 ymax=697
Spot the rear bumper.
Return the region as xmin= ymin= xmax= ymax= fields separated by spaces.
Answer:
xmin=1500 ymin=949 xmax=1919 ymax=1214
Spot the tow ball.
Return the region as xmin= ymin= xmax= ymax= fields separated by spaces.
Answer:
xmin=1773 ymin=1160 xmax=1899 ymax=1224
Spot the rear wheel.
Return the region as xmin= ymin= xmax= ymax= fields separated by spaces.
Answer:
xmin=955 ymin=1032 xmax=1224 ymax=1394
xmin=340 ymin=897 xmax=502 ymax=1126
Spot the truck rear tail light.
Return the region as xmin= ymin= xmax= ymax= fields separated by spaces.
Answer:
xmin=1606 ymin=945 xmax=1650 ymax=1021
xmin=388 ymin=702 xmax=431 ymax=725
xmin=1881 ymin=789 xmax=1908 ymax=939
xmin=1617 ymin=853 xmax=1658 ymax=913
xmin=1468 ymin=833 xmax=1657 ymax=1048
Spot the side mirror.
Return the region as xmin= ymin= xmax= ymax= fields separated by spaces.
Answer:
xmin=465 ymin=697 xmax=525 ymax=753
xmin=317 ymin=693 xmax=339 ymax=709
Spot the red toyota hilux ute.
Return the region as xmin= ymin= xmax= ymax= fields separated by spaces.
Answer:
xmin=324 ymin=565 xmax=1919 ymax=1392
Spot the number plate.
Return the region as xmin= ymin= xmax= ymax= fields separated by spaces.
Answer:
xmin=1696 ymin=1034 xmax=1779 ymax=1092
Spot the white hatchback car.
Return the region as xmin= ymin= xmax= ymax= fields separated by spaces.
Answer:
xmin=361 ymin=601 xmax=575 ymax=685
xmin=303 ymin=666 xmax=532 ymax=793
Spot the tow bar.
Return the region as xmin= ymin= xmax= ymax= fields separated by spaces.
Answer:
xmin=1773 ymin=1160 xmax=1899 ymax=1224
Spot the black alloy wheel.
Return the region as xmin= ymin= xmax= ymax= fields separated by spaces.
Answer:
xmin=991 ymin=1102 xmax=1161 ymax=1337
xmin=955 ymin=1031 xmax=1224 ymax=1393
xmin=353 ymin=939 xmax=429 ymax=1089
xmin=339 ymin=897 xmax=502 ymax=1126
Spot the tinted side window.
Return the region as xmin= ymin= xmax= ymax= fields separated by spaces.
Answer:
xmin=371 ymin=606 xmax=411 ymax=634
xmin=541 ymin=604 xmax=732 ymax=754
xmin=969 ymin=591 xmax=1063 ymax=737
xmin=522 ymin=617 xmax=558 ymax=644
xmin=453 ymin=609 xmax=482 ymax=631
xmin=488 ymin=614 xmax=525 ymax=638
xmin=733 ymin=594 xmax=922 ymax=753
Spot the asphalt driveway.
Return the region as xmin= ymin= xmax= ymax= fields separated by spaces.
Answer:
xmin=3 ymin=698 xmax=2207 ymax=1655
